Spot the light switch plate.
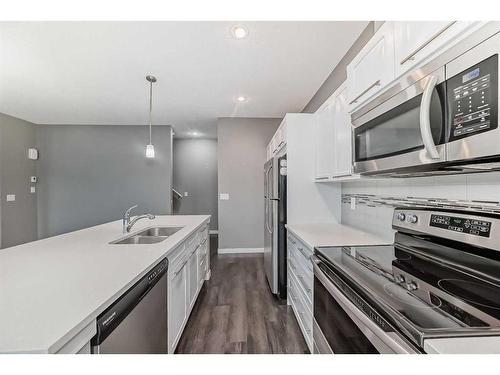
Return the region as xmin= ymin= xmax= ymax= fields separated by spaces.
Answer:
xmin=220 ymin=193 xmax=230 ymax=200
xmin=6 ymin=194 xmax=15 ymax=202
xmin=31 ymin=176 xmax=37 ymax=183
xmin=184 ymin=192 xmax=189 ymax=197
xmin=30 ymin=186 xmax=36 ymax=193
xmin=28 ymin=148 xmax=38 ymax=160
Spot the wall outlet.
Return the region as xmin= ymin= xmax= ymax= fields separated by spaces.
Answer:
xmin=184 ymin=192 xmax=189 ymax=197
xmin=6 ymin=194 xmax=15 ymax=202
xmin=31 ymin=176 xmax=37 ymax=183
xmin=350 ymin=197 xmax=356 ymax=210
xmin=30 ymin=186 xmax=36 ymax=193
xmin=220 ymin=193 xmax=230 ymax=200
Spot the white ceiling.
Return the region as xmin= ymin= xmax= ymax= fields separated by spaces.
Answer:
xmin=0 ymin=21 xmax=368 ymax=138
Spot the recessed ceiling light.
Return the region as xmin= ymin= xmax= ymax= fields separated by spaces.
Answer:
xmin=235 ymin=95 xmax=247 ymax=103
xmin=232 ymin=25 xmax=248 ymax=39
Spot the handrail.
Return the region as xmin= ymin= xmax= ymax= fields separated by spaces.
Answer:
xmin=172 ymin=188 xmax=183 ymax=199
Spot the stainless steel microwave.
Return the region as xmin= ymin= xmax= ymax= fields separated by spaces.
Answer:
xmin=352 ymin=27 xmax=500 ymax=177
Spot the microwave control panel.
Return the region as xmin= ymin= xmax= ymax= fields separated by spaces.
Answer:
xmin=448 ymin=54 xmax=498 ymax=141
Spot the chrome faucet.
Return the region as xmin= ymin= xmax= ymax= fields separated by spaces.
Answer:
xmin=122 ymin=205 xmax=155 ymax=233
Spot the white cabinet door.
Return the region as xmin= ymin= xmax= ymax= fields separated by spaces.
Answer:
xmin=187 ymin=248 xmax=198 ymax=311
xmin=314 ymin=101 xmax=335 ymax=180
xmin=394 ymin=21 xmax=477 ymax=76
xmin=347 ymin=21 xmax=395 ymax=110
xmin=332 ymin=84 xmax=353 ymax=177
xmin=168 ymin=260 xmax=187 ymax=353
xmin=197 ymin=240 xmax=208 ymax=288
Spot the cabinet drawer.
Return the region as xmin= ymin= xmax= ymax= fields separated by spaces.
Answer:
xmin=167 ymin=244 xmax=187 ymax=274
xmin=287 ymin=233 xmax=313 ymax=271
xmin=288 ymin=257 xmax=313 ymax=306
xmin=289 ymin=271 xmax=313 ymax=349
xmin=198 ymin=224 xmax=209 ymax=243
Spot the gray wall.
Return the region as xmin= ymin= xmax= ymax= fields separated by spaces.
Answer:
xmin=0 ymin=113 xmax=38 ymax=249
xmin=172 ymin=138 xmax=218 ymax=230
xmin=217 ymin=118 xmax=280 ymax=250
xmin=35 ymin=125 xmax=173 ymax=238
xmin=302 ymin=22 xmax=376 ymax=113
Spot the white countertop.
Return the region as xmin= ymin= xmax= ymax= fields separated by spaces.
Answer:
xmin=424 ymin=336 xmax=500 ymax=354
xmin=285 ymin=222 xmax=392 ymax=249
xmin=0 ymin=215 xmax=210 ymax=354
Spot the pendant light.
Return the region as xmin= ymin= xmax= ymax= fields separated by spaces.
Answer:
xmin=145 ymin=75 xmax=157 ymax=158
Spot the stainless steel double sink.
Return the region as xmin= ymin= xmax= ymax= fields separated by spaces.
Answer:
xmin=110 ymin=226 xmax=184 ymax=245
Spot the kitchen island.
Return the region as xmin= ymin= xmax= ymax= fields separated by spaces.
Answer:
xmin=0 ymin=215 xmax=210 ymax=354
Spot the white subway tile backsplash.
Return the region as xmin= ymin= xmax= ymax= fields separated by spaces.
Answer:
xmin=466 ymin=172 xmax=500 ymax=202
xmin=341 ymin=172 xmax=500 ymax=239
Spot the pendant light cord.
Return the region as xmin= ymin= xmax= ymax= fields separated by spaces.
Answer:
xmin=149 ymin=80 xmax=153 ymax=144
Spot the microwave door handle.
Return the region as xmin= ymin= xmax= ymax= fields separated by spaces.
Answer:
xmin=419 ymin=75 xmax=440 ymax=159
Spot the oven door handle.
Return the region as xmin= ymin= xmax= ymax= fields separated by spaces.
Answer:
xmin=311 ymin=256 xmax=418 ymax=354
xmin=419 ymin=75 xmax=440 ymax=160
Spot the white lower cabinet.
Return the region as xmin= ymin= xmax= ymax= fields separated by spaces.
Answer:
xmin=168 ymin=257 xmax=188 ymax=353
xmin=167 ymin=222 xmax=210 ymax=353
xmin=287 ymin=231 xmax=314 ymax=352
xmin=187 ymin=246 xmax=199 ymax=311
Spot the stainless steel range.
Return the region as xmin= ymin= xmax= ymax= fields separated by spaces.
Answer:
xmin=312 ymin=207 xmax=500 ymax=354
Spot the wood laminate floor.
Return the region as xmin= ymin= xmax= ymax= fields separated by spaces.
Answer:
xmin=175 ymin=238 xmax=309 ymax=354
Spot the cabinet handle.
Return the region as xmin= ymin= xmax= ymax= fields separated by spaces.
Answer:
xmin=297 ymin=274 xmax=312 ymax=294
xmin=349 ymin=79 xmax=381 ymax=105
xmin=298 ymin=311 xmax=311 ymax=334
xmin=315 ymin=176 xmax=329 ymax=181
xmin=173 ymin=260 xmax=187 ymax=277
xmin=400 ymin=22 xmax=456 ymax=65
xmin=297 ymin=246 xmax=310 ymax=260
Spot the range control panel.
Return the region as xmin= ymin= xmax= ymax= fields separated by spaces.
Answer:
xmin=430 ymin=214 xmax=491 ymax=237
xmin=448 ymin=54 xmax=498 ymax=141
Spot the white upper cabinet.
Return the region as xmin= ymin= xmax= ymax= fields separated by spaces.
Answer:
xmin=266 ymin=118 xmax=287 ymax=160
xmin=394 ymin=21 xmax=477 ymax=76
xmin=314 ymin=100 xmax=335 ymax=180
xmin=314 ymin=82 xmax=357 ymax=182
xmin=347 ymin=22 xmax=395 ymax=110
xmin=332 ymin=84 xmax=353 ymax=178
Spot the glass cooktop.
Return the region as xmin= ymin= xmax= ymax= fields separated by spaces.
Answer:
xmin=315 ymin=240 xmax=500 ymax=346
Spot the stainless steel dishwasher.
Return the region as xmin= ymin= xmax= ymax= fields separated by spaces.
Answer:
xmin=91 ymin=258 xmax=168 ymax=354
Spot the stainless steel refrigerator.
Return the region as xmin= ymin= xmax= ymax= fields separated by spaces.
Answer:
xmin=264 ymin=154 xmax=287 ymax=299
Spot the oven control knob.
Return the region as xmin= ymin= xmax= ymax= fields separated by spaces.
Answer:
xmin=407 ymin=214 xmax=418 ymax=224
xmin=395 ymin=274 xmax=405 ymax=283
xmin=397 ymin=213 xmax=406 ymax=222
xmin=406 ymin=282 xmax=418 ymax=291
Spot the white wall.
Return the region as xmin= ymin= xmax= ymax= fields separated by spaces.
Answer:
xmin=286 ymin=113 xmax=341 ymax=224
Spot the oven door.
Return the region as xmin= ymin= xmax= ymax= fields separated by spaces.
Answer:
xmin=312 ymin=256 xmax=419 ymax=354
xmin=352 ymin=68 xmax=446 ymax=175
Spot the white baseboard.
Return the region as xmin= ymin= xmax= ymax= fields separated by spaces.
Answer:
xmin=217 ymin=247 xmax=264 ymax=254
xmin=209 ymin=230 xmax=218 ymax=235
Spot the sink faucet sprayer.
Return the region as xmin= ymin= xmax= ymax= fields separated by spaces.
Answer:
xmin=123 ymin=205 xmax=155 ymax=233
